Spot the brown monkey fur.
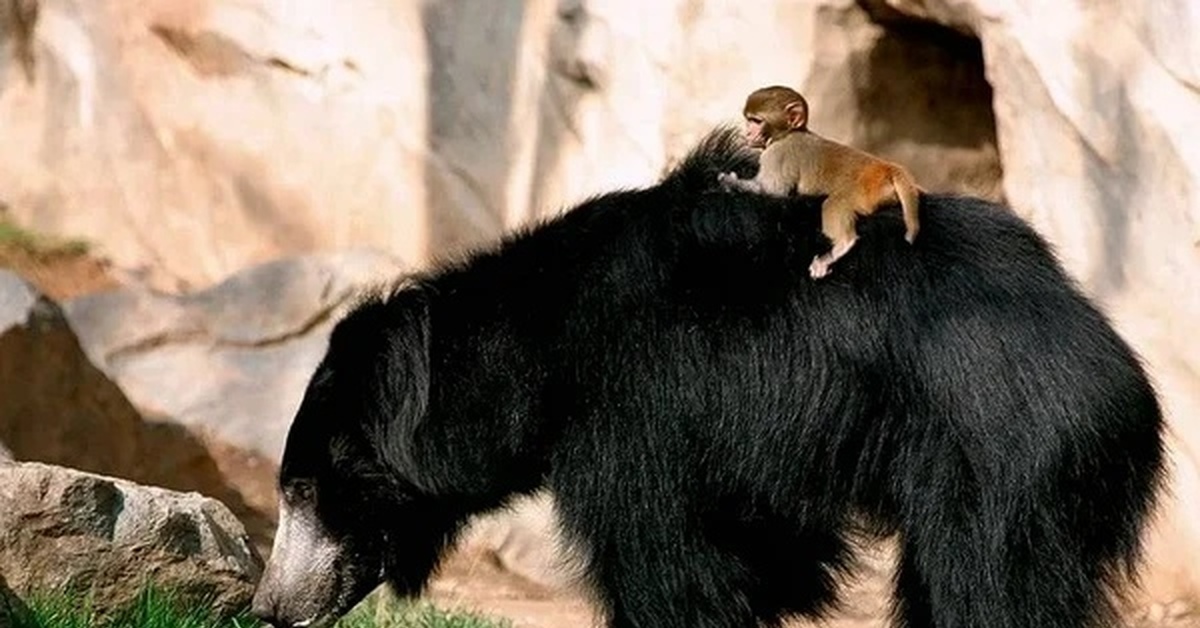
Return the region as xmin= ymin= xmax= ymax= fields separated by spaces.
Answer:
xmin=718 ymin=85 xmax=922 ymax=279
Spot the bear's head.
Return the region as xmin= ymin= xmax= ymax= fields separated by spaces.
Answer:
xmin=252 ymin=290 xmax=462 ymax=628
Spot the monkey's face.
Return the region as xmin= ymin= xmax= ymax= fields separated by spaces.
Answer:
xmin=741 ymin=88 xmax=809 ymax=148
xmin=742 ymin=114 xmax=770 ymax=149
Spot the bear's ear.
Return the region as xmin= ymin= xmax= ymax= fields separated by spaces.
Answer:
xmin=364 ymin=288 xmax=432 ymax=484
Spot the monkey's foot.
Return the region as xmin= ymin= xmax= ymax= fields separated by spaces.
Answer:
xmin=717 ymin=172 xmax=739 ymax=191
xmin=809 ymin=256 xmax=833 ymax=279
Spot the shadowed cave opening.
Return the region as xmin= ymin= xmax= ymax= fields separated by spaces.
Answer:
xmin=853 ymin=1 xmax=1004 ymax=202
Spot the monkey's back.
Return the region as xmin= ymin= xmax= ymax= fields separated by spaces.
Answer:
xmin=767 ymin=130 xmax=902 ymax=197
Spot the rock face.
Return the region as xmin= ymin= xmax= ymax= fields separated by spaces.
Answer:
xmin=0 ymin=267 xmax=285 ymax=552
xmin=0 ymin=462 xmax=262 ymax=616
xmin=2 ymin=257 xmax=401 ymax=551
xmin=0 ymin=270 xmax=167 ymax=486
xmin=0 ymin=0 xmax=430 ymax=293
xmin=59 ymin=249 xmax=402 ymax=543
xmin=0 ymin=0 xmax=999 ymax=293
xmin=0 ymin=270 xmax=273 ymax=543
xmin=63 ymin=248 xmax=402 ymax=465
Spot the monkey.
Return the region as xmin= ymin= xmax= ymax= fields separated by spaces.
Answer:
xmin=718 ymin=85 xmax=922 ymax=279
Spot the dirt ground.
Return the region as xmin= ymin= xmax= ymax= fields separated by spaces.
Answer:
xmin=428 ymin=547 xmax=599 ymax=628
xmin=428 ymin=544 xmax=1200 ymax=628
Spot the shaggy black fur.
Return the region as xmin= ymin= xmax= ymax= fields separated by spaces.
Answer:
xmin=279 ymin=127 xmax=1166 ymax=628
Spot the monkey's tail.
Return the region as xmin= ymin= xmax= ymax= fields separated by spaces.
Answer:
xmin=893 ymin=171 xmax=922 ymax=244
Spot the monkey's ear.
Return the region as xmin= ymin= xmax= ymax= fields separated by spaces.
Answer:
xmin=785 ymin=102 xmax=808 ymax=130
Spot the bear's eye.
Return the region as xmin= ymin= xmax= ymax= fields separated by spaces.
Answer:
xmin=285 ymin=479 xmax=316 ymax=503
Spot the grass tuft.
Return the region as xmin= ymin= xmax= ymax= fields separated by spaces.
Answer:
xmin=0 ymin=217 xmax=90 ymax=258
xmin=338 ymin=592 xmax=510 ymax=628
xmin=108 ymin=588 xmax=247 ymax=628
xmin=7 ymin=586 xmax=251 ymax=628
xmin=4 ymin=585 xmax=509 ymax=628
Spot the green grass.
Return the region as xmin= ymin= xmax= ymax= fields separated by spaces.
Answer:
xmin=7 ymin=587 xmax=251 ymax=628
xmin=0 ymin=217 xmax=90 ymax=257
xmin=336 ymin=595 xmax=510 ymax=628
xmin=5 ymin=586 xmax=509 ymax=628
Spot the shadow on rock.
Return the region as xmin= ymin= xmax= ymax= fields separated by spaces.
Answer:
xmin=0 ymin=272 xmax=275 ymax=551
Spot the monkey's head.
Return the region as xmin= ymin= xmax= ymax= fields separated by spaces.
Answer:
xmin=741 ymin=85 xmax=809 ymax=149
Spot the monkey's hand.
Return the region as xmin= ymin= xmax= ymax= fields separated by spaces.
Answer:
xmin=717 ymin=171 xmax=741 ymax=191
xmin=809 ymin=256 xmax=834 ymax=280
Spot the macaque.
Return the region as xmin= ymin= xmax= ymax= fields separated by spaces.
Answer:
xmin=718 ymin=85 xmax=922 ymax=279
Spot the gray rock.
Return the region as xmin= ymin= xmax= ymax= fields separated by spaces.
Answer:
xmin=56 ymin=249 xmax=402 ymax=550
xmin=0 ymin=270 xmax=147 ymax=482
xmin=0 ymin=462 xmax=262 ymax=617
xmin=0 ymin=270 xmax=274 ymax=548
xmin=64 ymin=248 xmax=403 ymax=464
xmin=0 ymin=271 xmax=40 ymax=334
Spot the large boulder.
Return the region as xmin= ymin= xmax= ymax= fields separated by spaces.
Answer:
xmin=59 ymin=249 xmax=402 ymax=543
xmin=0 ymin=270 xmax=156 ymax=479
xmin=63 ymin=248 xmax=403 ymax=466
xmin=0 ymin=462 xmax=262 ymax=616
xmin=0 ymin=268 xmax=278 ymax=546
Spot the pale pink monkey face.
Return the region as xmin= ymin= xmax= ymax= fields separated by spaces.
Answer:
xmin=743 ymin=116 xmax=769 ymax=149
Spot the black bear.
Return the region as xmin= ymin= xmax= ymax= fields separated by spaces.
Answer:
xmin=251 ymin=129 xmax=1166 ymax=628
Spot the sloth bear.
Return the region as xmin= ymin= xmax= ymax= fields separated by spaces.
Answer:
xmin=251 ymin=129 xmax=1166 ymax=628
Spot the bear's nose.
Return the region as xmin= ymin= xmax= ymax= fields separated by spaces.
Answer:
xmin=250 ymin=590 xmax=285 ymax=627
